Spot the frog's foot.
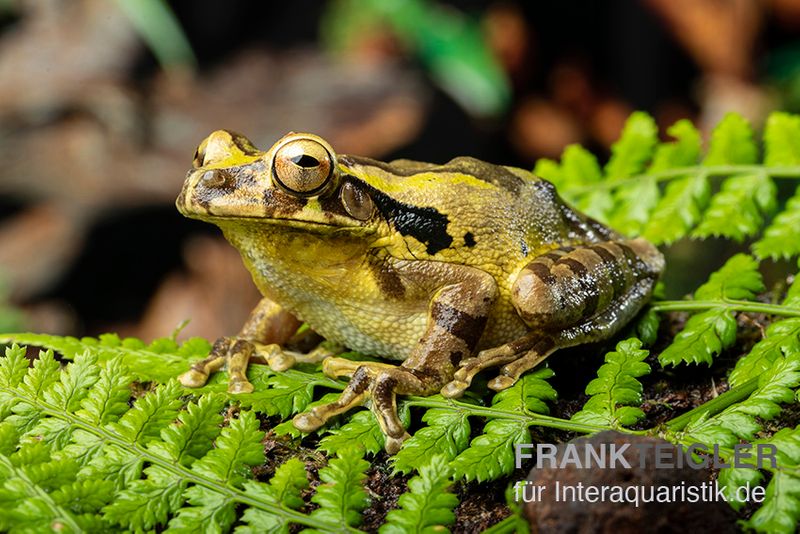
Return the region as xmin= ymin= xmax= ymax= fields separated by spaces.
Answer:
xmin=179 ymin=337 xmax=332 ymax=394
xmin=250 ymin=341 xmax=339 ymax=371
xmin=441 ymin=336 xmax=556 ymax=398
xmin=293 ymin=360 xmax=426 ymax=454
xmin=178 ymin=337 xmax=256 ymax=394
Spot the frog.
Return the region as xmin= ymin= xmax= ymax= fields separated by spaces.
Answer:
xmin=176 ymin=130 xmax=665 ymax=454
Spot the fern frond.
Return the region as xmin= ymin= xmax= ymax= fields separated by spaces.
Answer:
xmin=729 ymin=275 xmax=800 ymax=387
xmin=704 ymin=112 xmax=758 ymax=165
xmin=307 ymin=447 xmax=371 ymax=530
xmin=743 ymin=426 xmax=800 ymax=533
xmin=380 ymin=455 xmax=457 ymax=534
xmin=450 ymin=369 xmax=555 ymax=482
xmin=571 ymin=338 xmax=650 ymax=427
xmin=681 ymin=349 xmax=800 ymax=445
xmin=0 ymin=332 xmax=211 ymax=383
xmin=392 ymin=405 xmax=471 ymax=474
xmin=659 ymin=254 xmax=763 ymax=366
xmin=692 ymin=172 xmax=776 ymax=241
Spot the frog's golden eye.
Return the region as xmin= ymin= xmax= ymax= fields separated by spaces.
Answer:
xmin=272 ymin=138 xmax=333 ymax=195
xmin=340 ymin=181 xmax=374 ymax=221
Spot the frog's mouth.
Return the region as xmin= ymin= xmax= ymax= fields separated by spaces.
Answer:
xmin=194 ymin=214 xmax=376 ymax=240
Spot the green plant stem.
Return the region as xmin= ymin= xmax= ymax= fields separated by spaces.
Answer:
xmin=0 ymin=454 xmax=85 ymax=533
xmin=651 ymin=299 xmax=800 ymax=317
xmin=662 ymin=376 xmax=760 ymax=432
xmin=563 ymin=164 xmax=800 ymax=194
xmin=481 ymin=514 xmax=518 ymax=534
xmin=1 ymin=387 xmax=359 ymax=533
xmin=405 ymin=397 xmax=615 ymax=435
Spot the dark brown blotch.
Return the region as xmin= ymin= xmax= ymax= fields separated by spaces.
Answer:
xmin=431 ymin=301 xmax=487 ymax=350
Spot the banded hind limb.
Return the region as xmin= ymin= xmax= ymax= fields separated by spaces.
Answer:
xmin=442 ymin=238 xmax=664 ymax=398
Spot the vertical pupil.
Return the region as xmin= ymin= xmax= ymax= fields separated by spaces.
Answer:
xmin=291 ymin=154 xmax=320 ymax=168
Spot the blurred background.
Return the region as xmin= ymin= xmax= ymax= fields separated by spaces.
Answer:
xmin=0 ymin=0 xmax=798 ymax=341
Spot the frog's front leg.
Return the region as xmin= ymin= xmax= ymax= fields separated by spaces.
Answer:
xmin=178 ymin=297 xmax=308 ymax=393
xmin=293 ymin=266 xmax=498 ymax=453
xmin=443 ymin=238 xmax=664 ymax=397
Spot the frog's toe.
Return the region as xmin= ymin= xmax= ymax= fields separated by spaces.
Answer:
xmin=178 ymin=368 xmax=210 ymax=388
xmin=293 ymin=411 xmax=325 ymax=433
xmin=488 ymin=375 xmax=516 ymax=391
xmin=440 ymin=379 xmax=469 ymax=398
xmin=228 ymin=377 xmax=255 ymax=394
xmin=385 ymin=432 xmax=411 ymax=455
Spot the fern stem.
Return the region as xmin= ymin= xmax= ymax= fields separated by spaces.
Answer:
xmin=651 ymin=299 xmax=800 ymax=317
xmin=405 ymin=397 xmax=611 ymax=435
xmin=1 ymin=387 xmax=357 ymax=533
xmin=0 ymin=454 xmax=85 ymax=533
xmin=563 ymin=164 xmax=800 ymax=194
xmin=661 ymin=376 xmax=760 ymax=432
xmin=481 ymin=514 xmax=517 ymax=534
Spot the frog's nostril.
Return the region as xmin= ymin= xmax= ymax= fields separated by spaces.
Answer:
xmin=200 ymin=170 xmax=229 ymax=188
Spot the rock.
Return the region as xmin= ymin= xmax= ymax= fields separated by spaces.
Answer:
xmin=523 ymin=431 xmax=737 ymax=533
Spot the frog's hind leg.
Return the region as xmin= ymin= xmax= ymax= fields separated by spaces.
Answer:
xmin=443 ymin=238 xmax=663 ymax=397
xmin=294 ymin=265 xmax=499 ymax=453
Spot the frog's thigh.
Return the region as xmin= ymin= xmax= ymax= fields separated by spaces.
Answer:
xmin=178 ymin=297 xmax=301 ymax=393
xmin=445 ymin=239 xmax=661 ymax=396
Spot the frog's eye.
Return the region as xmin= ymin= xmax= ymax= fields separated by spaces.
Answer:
xmin=272 ymin=138 xmax=334 ymax=195
xmin=340 ymin=181 xmax=374 ymax=221
xmin=192 ymin=141 xmax=207 ymax=168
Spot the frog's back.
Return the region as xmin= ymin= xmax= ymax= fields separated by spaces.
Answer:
xmin=340 ymin=154 xmax=618 ymax=278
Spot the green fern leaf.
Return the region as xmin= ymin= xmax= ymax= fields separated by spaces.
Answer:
xmin=238 ymin=459 xmax=309 ymax=533
xmin=729 ymin=275 xmax=800 ymax=387
xmin=695 ymin=253 xmax=765 ymax=300
xmin=658 ymin=309 xmax=736 ymax=366
xmin=0 ymin=345 xmax=28 ymax=389
xmin=76 ymin=357 xmax=131 ymax=426
xmin=561 ymin=144 xmax=603 ymax=184
xmin=532 ymin=158 xmax=562 ymax=187
xmin=318 ymin=409 xmax=386 ymax=455
xmin=693 ymin=173 xmax=776 ymax=241
xmin=660 ymin=255 xmax=764 ymax=366
xmin=604 ymin=111 xmax=658 ymax=179
xmin=703 ymin=112 xmax=757 ymax=165
xmin=191 ymin=410 xmax=265 ymax=486
xmin=491 ymin=368 xmax=557 ymax=414
xmin=158 ymin=394 xmax=226 ymax=466
xmin=450 ymin=419 xmax=529 ymax=482
xmin=103 ymin=466 xmax=185 ymax=532
xmin=247 ymin=371 xmax=337 ymax=419
xmin=745 ymin=427 xmax=800 ymax=533
xmin=307 ymin=447 xmax=370 ymax=530
xmin=648 ymin=119 xmax=702 ymax=172
xmin=571 ymin=338 xmax=650 ymax=427
xmin=0 ymin=333 xmax=210 ymax=383
xmin=684 ymin=350 xmax=800 ymax=445
xmin=604 ymin=112 xmax=659 ymax=233
xmin=392 ymin=406 xmax=471 ymax=474
xmin=111 ymin=380 xmax=183 ymax=445
xmin=380 ymin=455 xmax=457 ymax=534
xmin=642 ymin=172 xmax=710 ymax=244
xmin=753 ymin=185 xmax=800 ymax=260
xmin=764 ymin=111 xmax=800 ymax=165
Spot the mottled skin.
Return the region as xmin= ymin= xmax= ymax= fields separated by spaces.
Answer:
xmin=176 ymin=130 xmax=665 ymax=453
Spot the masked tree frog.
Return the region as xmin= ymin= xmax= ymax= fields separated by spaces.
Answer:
xmin=176 ymin=130 xmax=664 ymax=453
